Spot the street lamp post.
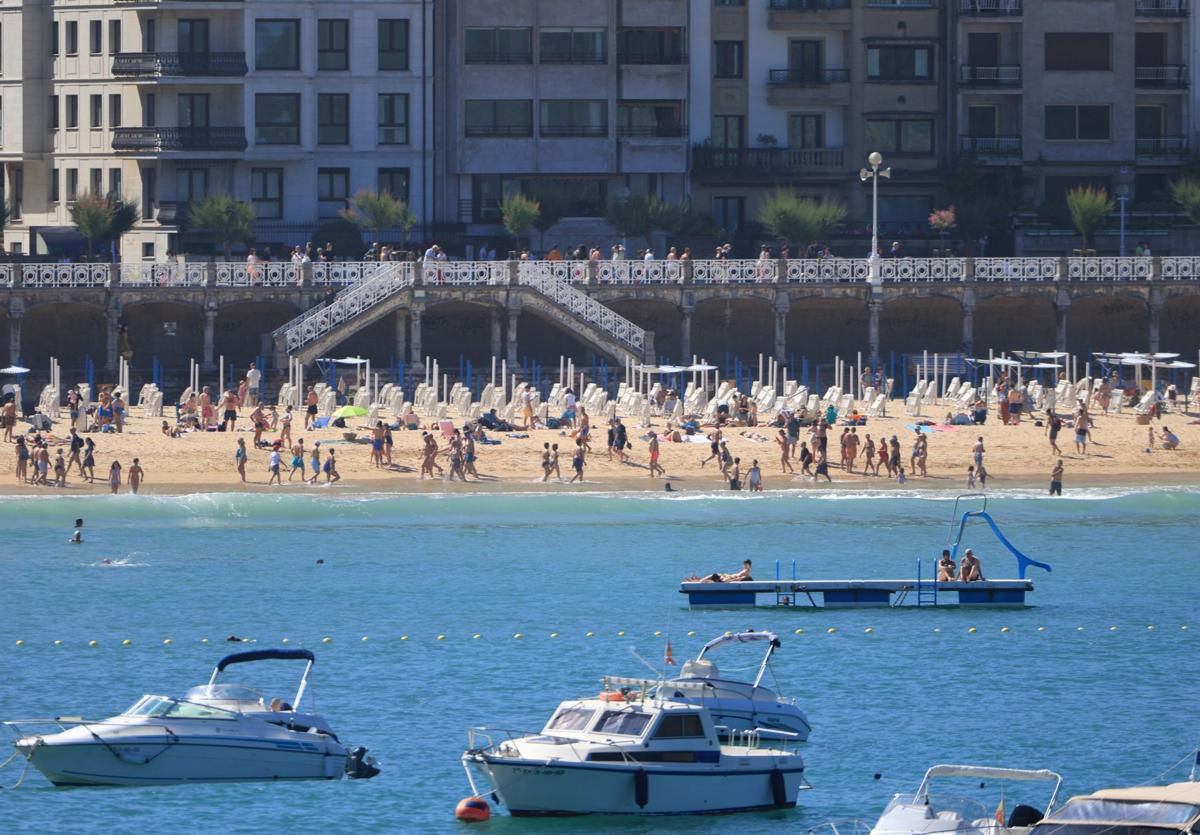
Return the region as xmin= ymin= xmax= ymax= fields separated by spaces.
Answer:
xmin=1115 ymin=166 xmax=1133 ymax=257
xmin=859 ymin=152 xmax=891 ymax=259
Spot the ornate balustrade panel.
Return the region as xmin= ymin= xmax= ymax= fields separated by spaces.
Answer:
xmin=311 ymin=262 xmax=393 ymax=286
xmin=117 ymin=263 xmax=207 ymax=287
xmin=216 ymin=262 xmax=301 ymax=287
xmin=594 ymin=260 xmax=685 ymax=284
xmin=1067 ymin=257 xmax=1152 ymax=280
xmin=531 ymin=261 xmax=590 ymax=284
xmin=22 ymin=264 xmax=111 ymax=288
xmin=518 ymin=271 xmax=645 ymax=352
xmin=878 ymin=258 xmax=966 ymax=282
xmin=1157 ymin=256 xmax=1200 ymax=280
xmin=421 ymin=261 xmax=508 ymax=285
xmin=279 ymin=264 xmax=415 ymax=352
xmin=691 ymin=259 xmax=778 ymax=284
xmin=973 ymin=257 xmax=1058 ymax=281
xmin=785 ymin=258 xmax=870 ymax=282
xmin=0 ymin=265 xmax=13 ymax=288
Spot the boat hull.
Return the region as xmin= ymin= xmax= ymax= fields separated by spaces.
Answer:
xmin=17 ymin=736 xmax=347 ymax=786
xmin=472 ymin=754 xmax=806 ymax=815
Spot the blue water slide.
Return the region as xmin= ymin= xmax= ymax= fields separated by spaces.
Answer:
xmin=950 ymin=510 xmax=1052 ymax=579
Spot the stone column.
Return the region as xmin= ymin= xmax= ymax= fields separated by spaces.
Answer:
xmin=105 ymin=306 xmax=121 ymax=375
xmin=201 ymin=307 xmax=217 ymax=372
xmin=773 ymin=291 xmax=789 ymax=365
xmin=394 ymin=309 xmax=407 ymax=362
xmin=506 ymin=309 xmax=519 ymax=368
xmin=1054 ymin=290 xmax=1070 ymax=353
xmin=867 ymin=293 xmax=883 ymax=367
xmin=961 ymin=287 xmax=976 ymax=357
xmin=679 ymin=307 xmax=693 ymax=362
xmin=8 ymin=299 xmax=22 ymax=368
xmin=1148 ymin=295 xmax=1164 ymax=355
xmin=490 ymin=309 xmax=502 ymax=358
xmin=409 ymin=306 xmax=423 ymax=367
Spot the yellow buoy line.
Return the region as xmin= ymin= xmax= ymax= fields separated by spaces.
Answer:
xmin=8 ymin=623 xmax=1192 ymax=648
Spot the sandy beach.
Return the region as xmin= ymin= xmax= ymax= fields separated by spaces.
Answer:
xmin=1 ymin=399 xmax=1197 ymax=496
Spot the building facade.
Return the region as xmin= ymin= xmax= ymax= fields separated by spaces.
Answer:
xmin=1 ymin=0 xmax=434 ymax=261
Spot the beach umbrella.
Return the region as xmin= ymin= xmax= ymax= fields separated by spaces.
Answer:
xmin=686 ymin=363 xmax=717 ymax=371
xmin=331 ymin=405 xmax=368 ymax=420
xmin=1038 ymin=351 xmax=1068 ymax=359
xmin=0 ymin=366 xmax=30 ymax=375
xmin=656 ymin=365 xmax=687 ymax=374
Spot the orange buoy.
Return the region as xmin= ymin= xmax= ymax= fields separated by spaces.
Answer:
xmin=455 ymin=796 xmax=491 ymax=822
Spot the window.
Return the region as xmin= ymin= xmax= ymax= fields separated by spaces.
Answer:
xmin=178 ymin=20 xmax=209 ymax=54
xmin=378 ymin=168 xmax=409 ymax=201
xmin=178 ymin=93 xmax=208 ymax=128
xmin=548 ymin=707 xmax=595 ymax=731
xmin=255 ymin=19 xmax=300 ymax=70
xmin=464 ymin=100 xmax=532 ymax=137
xmin=143 ymin=92 xmax=156 ymax=127
xmin=317 ymin=168 xmax=350 ymax=218
xmin=1044 ymin=105 xmax=1110 ymax=141
xmin=49 ymin=169 xmax=60 ymax=204
xmin=464 ymin=27 xmax=532 ymax=64
xmin=142 ymin=242 xmax=155 ymax=259
xmin=109 ymin=94 xmax=122 ymax=127
xmin=89 ymin=20 xmax=102 ymax=55
xmin=109 ymin=167 xmax=121 ymax=198
xmin=617 ymin=100 xmax=683 ymax=137
xmin=712 ymin=115 xmax=744 ymax=149
xmin=317 ymin=93 xmax=348 ymax=144
xmin=594 ymin=711 xmax=652 ymax=736
xmin=66 ymin=168 xmax=78 ymax=202
xmin=141 ymin=166 xmax=156 ymax=219
xmin=176 ymin=167 xmax=207 ymax=202
xmin=109 ymin=20 xmax=121 ymax=54
xmin=255 ymin=94 xmax=300 ymax=144
xmin=50 ymin=23 xmax=58 ymax=57
xmin=540 ymin=100 xmax=607 ymax=137
xmin=66 ymin=95 xmax=78 ymax=129
xmin=378 ymin=20 xmax=409 ymax=70
xmin=90 ymin=168 xmax=102 ymax=196
xmin=1136 ymin=104 xmax=1164 ymax=138
xmin=66 ymin=21 xmax=78 ymax=55
xmin=1045 ymin=33 xmax=1111 ymax=71
xmin=714 ymin=195 xmax=745 ymax=234
xmin=318 ymin=19 xmax=349 ymax=71
xmin=867 ymin=45 xmax=932 ymax=80
xmin=9 ymin=168 xmax=20 ymax=220
xmin=714 ymin=41 xmax=744 ymax=78
xmin=653 ymin=714 xmax=705 ymax=739
xmin=878 ymin=195 xmax=935 ymax=226
xmin=49 ymin=95 xmax=59 ymax=130
xmin=617 ymin=28 xmax=685 ymax=65
xmin=788 ymin=114 xmax=824 ymax=149
xmin=90 ymin=95 xmax=102 ymax=128
xmin=539 ymin=28 xmax=606 ymax=63
xmin=251 ymin=168 xmax=283 ymax=219
xmin=378 ymin=94 xmax=409 ymax=144
xmin=144 ymin=19 xmax=155 ymax=53
xmin=866 ymin=118 xmax=934 ymax=153
xmin=967 ymin=105 xmax=998 ymax=137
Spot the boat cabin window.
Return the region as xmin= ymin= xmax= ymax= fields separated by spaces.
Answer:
xmin=1033 ymin=798 xmax=1200 ymax=833
xmin=652 ymin=713 xmax=705 ymax=739
xmin=123 ymin=695 xmax=235 ymax=719
xmin=594 ymin=710 xmax=652 ymax=737
xmin=546 ymin=707 xmax=594 ymax=732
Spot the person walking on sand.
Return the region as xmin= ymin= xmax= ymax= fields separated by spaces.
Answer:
xmin=972 ymin=436 xmax=985 ymax=473
xmin=540 ymin=442 xmax=552 ymax=482
xmin=236 ymin=438 xmax=248 ymax=482
xmin=304 ymin=386 xmax=319 ymax=430
xmin=648 ymin=432 xmax=664 ymax=478
xmin=308 ymin=442 xmax=322 ymax=484
xmin=108 ymin=460 xmax=122 ymax=494
xmin=845 ymin=428 xmax=860 ymax=473
xmin=82 ymin=438 xmax=96 ymax=482
xmin=888 ymin=435 xmax=901 ymax=477
xmin=777 ymin=429 xmax=794 ymax=474
xmin=66 ymin=429 xmax=84 ymax=475
xmin=463 ymin=429 xmax=479 ymax=479
xmin=2 ymin=397 xmax=15 ymax=443
xmin=550 ymin=443 xmax=562 ymax=480
xmin=128 ymin=458 xmax=144 ymax=493
xmin=569 ymin=439 xmax=586 ymax=483
xmin=324 ymin=448 xmax=340 ymax=483
xmin=1049 ymin=459 xmax=1064 ymax=496
xmin=729 ymin=457 xmax=741 ymax=490
xmin=863 ymin=434 xmax=877 ymax=476
xmin=250 ymin=404 xmax=267 ymax=448
xmin=14 ymin=436 xmax=29 ymax=483
xmin=798 ymin=441 xmax=814 ymax=477
xmin=53 ymin=450 xmax=67 ymax=487
xmin=814 ymin=449 xmax=832 ymax=483
xmin=1073 ymin=411 xmax=1088 ymax=455
xmin=915 ymin=432 xmax=928 ymax=477
xmin=371 ymin=421 xmax=386 ymax=468
xmin=279 ymin=405 xmax=294 ymax=449
xmin=223 ymin=389 xmax=239 ymax=432
xmin=1047 ymin=411 xmax=1063 ymax=456
xmin=700 ymin=429 xmax=721 ymax=468
xmin=246 ymin=362 xmax=261 ymax=408
xmin=747 ymin=459 xmax=763 ymax=492
xmin=289 ymin=441 xmax=305 ymax=481
xmin=267 ymin=446 xmax=282 ymax=486
xmin=719 ymin=439 xmax=733 ymax=480
xmin=446 ymin=431 xmax=466 ymax=482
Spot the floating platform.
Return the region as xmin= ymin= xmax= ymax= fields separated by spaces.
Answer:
xmin=680 ymin=579 xmax=1035 ymax=609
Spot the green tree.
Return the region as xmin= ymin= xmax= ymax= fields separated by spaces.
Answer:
xmin=605 ymin=195 xmax=677 ymax=251
xmin=107 ymin=196 xmax=139 ymax=246
xmin=342 ymin=188 xmax=417 ymax=248
xmin=664 ymin=202 xmax=718 ymax=238
xmin=313 ymin=218 xmax=366 ymax=260
xmin=1066 ymin=186 xmax=1114 ymax=251
xmin=501 ymin=193 xmax=540 ymax=251
xmin=1170 ymin=177 xmax=1200 ymax=226
xmin=69 ymin=193 xmax=113 ymax=257
xmin=756 ymin=191 xmax=847 ymax=249
xmin=186 ymin=194 xmax=256 ymax=259
xmin=528 ymin=186 xmax=570 ymax=253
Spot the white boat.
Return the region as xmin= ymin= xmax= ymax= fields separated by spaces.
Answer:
xmin=603 ymin=630 xmax=812 ymax=741
xmin=1027 ymin=780 xmax=1200 ymax=834
xmin=463 ymin=691 xmax=809 ymax=815
xmin=4 ymin=648 xmax=379 ymax=787
xmin=870 ymin=765 xmax=1063 ymax=835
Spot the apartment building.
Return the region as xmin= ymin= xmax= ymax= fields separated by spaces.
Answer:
xmin=1 ymin=0 xmax=433 ymax=261
xmin=689 ymin=0 xmax=948 ymax=243
xmin=953 ymin=0 xmax=1192 ymax=228
xmin=433 ymin=0 xmax=690 ymax=250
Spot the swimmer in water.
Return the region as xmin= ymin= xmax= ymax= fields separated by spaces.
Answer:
xmin=70 ymin=517 xmax=84 ymax=543
xmin=103 ymin=558 xmax=112 ymax=565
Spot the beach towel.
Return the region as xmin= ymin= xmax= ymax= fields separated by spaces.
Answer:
xmin=904 ymin=423 xmax=938 ymax=434
xmin=312 ymin=416 xmax=331 ymax=428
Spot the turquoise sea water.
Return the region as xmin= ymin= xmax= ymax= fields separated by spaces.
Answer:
xmin=1 ymin=488 xmax=1199 ymax=833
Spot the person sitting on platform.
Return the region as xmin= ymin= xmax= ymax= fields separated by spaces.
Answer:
xmin=937 ymin=549 xmax=956 ymax=581
xmin=959 ymin=549 xmax=983 ymax=582
xmin=685 ymin=559 xmax=753 ymax=583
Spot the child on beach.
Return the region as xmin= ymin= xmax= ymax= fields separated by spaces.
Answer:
xmin=747 ymin=460 xmax=763 ymax=492
xmin=648 ymin=433 xmax=664 ymax=478
xmin=966 ymin=465 xmax=976 ymax=488
xmin=128 ymin=458 xmax=144 ymax=493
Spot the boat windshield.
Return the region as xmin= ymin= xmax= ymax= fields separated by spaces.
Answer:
xmin=182 ymin=684 xmax=265 ymax=704
xmin=1035 ymin=798 xmax=1200 ymax=830
xmin=124 ymin=695 xmax=238 ymax=720
xmin=546 ymin=707 xmax=595 ymax=732
xmin=881 ymin=793 xmax=989 ymax=822
xmin=594 ymin=710 xmax=652 ymax=737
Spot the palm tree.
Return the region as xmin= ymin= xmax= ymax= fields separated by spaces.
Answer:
xmin=342 ymin=189 xmax=417 ymax=248
xmin=500 ymin=193 xmax=540 ymax=252
xmin=69 ymin=193 xmax=113 ymax=258
xmin=186 ymin=194 xmax=256 ymax=259
xmin=1065 ymin=186 xmax=1114 ymax=252
xmin=757 ymin=191 xmax=847 ymax=251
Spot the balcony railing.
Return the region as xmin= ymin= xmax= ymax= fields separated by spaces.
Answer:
xmin=959 ymin=64 xmax=1022 ymax=86
xmin=693 ymin=146 xmax=846 ymax=179
xmin=539 ymin=51 xmax=607 ymax=65
xmin=112 ymin=127 xmax=248 ymax=152
xmin=959 ymin=135 xmax=1022 ymax=155
xmin=112 ymin=52 xmax=248 ymax=77
xmin=539 ymin=125 xmax=607 ymax=138
xmin=768 ymin=0 xmax=851 ymax=10
xmin=618 ymin=50 xmax=689 ymax=65
xmin=1135 ymin=65 xmax=1189 ymax=87
xmin=1136 ymin=136 xmax=1188 ymax=155
xmin=1135 ymin=0 xmax=1188 ymax=16
xmin=464 ymin=49 xmax=532 ymax=64
xmin=768 ymin=68 xmax=850 ymax=85
xmin=958 ymin=0 xmax=1022 ymax=15
xmin=617 ymin=123 xmax=687 ymax=138
xmin=865 ymin=0 xmax=936 ymax=6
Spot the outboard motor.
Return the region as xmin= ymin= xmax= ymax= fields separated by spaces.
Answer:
xmin=345 ymin=747 xmax=380 ymax=779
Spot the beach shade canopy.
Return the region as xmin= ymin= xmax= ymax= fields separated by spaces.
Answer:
xmin=331 ymin=405 xmax=368 ymax=419
xmin=1149 ymin=352 xmax=1180 ymax=360
xmin=656 ymin=365 xmax=688 ymax=374
xmin=1038 ymin=351 xmax=1068 ymax=359
xmin=634 ymin=364 xmax=662 ymax=373
xmin=973 ymin=357 xmax=1021 ymax=367
xmin=1027 ymin=362 xmax=1063 ymax=369
xmin=333 ymin=356 xmax=369 ymax=365
xmin=1009 ymin=350 xmax=1042 ymax=359
xmin=686 ymin=363 xmax=718 ymax=372
xmin=1165 ymin=361 xmax=1197 ymax=369
xmin=0 ymin=366 xmax=30 ymax=374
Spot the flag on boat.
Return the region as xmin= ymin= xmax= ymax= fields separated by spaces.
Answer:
xmin=664 ymin=640 xmax=675 ymax=666
xmin=995 ymin=796 xmax=1005 ymax=825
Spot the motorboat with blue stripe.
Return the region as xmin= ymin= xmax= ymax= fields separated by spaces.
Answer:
xmin=4 ymin=649 xmax=379 ymax=787
xmin=462 ymin=686 xmax=809 ymax=815
xmin=602 ymin=630 xmax=811 ymax=741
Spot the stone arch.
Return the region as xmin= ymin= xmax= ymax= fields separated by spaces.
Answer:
xmin=692 ymin=297 xmax=775 ymax=367
xmin=1067 ymin=293 xmax=1148 ymax=356
xmin=879 ymin=295 xmax=963 ymax=356
xmin=422 ymin=300 xmax=501 ymax=365
xmin=604 ymin=298 xmax=682 ymax=363
xmin=120 ymin=301 xmax=204 ymax=372
xmin=319 ymin=312 xmax=404 ymax=366
xmin=22 ymin=301 xmax=106 ymax=370
xmin=785 ymin=296 xmax=868 ymax=363
xmin=973 ymin=294 xmax=1056 ymax=354
xmin=1161 ymin=294 xmax=1200 ymax=358
xmin=215 ymin=301 xmax=301 ymax=368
